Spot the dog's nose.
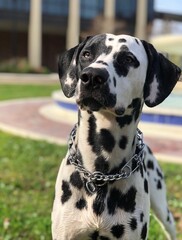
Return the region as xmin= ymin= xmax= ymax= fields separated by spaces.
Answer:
xmin=80 ymin=67 xmax=108 ymax=89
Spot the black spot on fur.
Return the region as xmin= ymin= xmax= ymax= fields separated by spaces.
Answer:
xmin=130 ymin=217 xmax=137 ymax=230
xmin=107 ymin=188 xmax=120 ymax=215
xmin=96 ymin=60 xmax=108 ymax=66
xmin=99 ymin=129 xmax=115 ymax=152
xmin=140 ymin=212 xmax=144 ymax=222
xmin=131 ymin=98 xmax=141 ymax=108
xmin=122 ymin=187 xmax=137 ymax=212
xmin=90 ymin=230 xmax=99 ymax=240
xmin=167 ymin=209 xmax=171 ymax=223
xmin=156 ymin=168 xmax=163 ymax=179
xmin=120 ymin=45 xmax=129 ymax=51
xmin=119 ymin=136 xmax=128 ymax=149
xmin=113 ymin=47 xmax=140 ymax=77
xmin=88 ymin=116 xmax=117 ymax=155
xmin=167 ymin=214 xmax=170 ymax=222
xmin=61 ymin=180 xmax=72 ymax=204
xmin=75 ymin=197 xmax=87 ymax=210
xmin=107 ymin=186 xmax=137 ymax=215
xmin=113 ymin=77 xmax=116 ymax=87
xmin=108 ymin=38 xmax=114 ymax=41
xmin=141 ymin=222 xmax=147 ymax=239
xmin=135 ymin=38 xmax=139 ymax=45
xmin=140 ymin=165 xmax=144 ymax=178
xmin=100 ymin=236 xmax=110 ymax=240
xmin=66 ymin=158 xmax=71 ymax=165
xmin=105 ymin=46 xmax=113 ymax=55
xmin=147 ymin=146 xmax=152 ymax=154
xmin=144 ymin=178 xmax=148 ymax=193
xmin=143 ymin=162 xmax=147 ymax=172
xmin=111 ymin=224 xmax=125 ymax=238
xmin=88 ymin=115 xmax=101 ymax=155
xmin=93 ymin=185 xmax=108 ymax=216
xmin=87 ymin=110 xmax=92 ymax=114
xmin=157 ymin=179 xmax=162 ymax=189
xmin=132 ymin=136 xmax=136 ymax=147
xmin=70 ymin=171 xmax=83 ymax=189
xmin=95 ymin=156 xmax=109 ymax=174
xmin=132 ymin=98 xmax=142 ymax=121
xmin=119 ymin=38 xmax=126 ymax=43
xmin=147 ymin=160 xmax=154 ymax=170
xmin=116 ymin=115 xmax=133 ymax=128
xmin=107 ymin=93 xmax=117 ymax=108
xmin=128 ymin=98 xmax=141 ymax=122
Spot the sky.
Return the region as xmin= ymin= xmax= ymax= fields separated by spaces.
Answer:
xmin=154 ymin=0 xmax=182 ymax=15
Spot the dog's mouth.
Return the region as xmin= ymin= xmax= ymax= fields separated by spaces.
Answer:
xmin=76 ymin=97 xmax=104 ymax=111
xmin=76 ymin=96 xmax=125 ymax=116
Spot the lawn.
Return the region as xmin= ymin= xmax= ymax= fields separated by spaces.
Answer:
xmin=0 ymin=83 xmax=181 ymax=239
xmin=0 ymin=84 xmax=59 ymax=101
xmin=0 ymin=131 xmax=66 ymax=240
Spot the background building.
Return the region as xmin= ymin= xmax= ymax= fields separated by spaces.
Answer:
xmin=0 ymin=0 xmax=180 ymax=72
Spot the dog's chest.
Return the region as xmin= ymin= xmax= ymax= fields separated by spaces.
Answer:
xmin=57 ymin=160 xmax=150 ymax=239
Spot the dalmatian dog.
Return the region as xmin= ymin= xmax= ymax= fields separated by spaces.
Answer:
xmin=52 ymin=34 xmax=181 ymax=240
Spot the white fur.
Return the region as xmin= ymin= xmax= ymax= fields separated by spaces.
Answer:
xmin=145 ymin=75 xmax=159 ymax=104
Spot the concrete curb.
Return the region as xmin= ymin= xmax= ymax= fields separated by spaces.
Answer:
xmin=0 ymin=121 xmax=67 ymax=145
xmin=0 ymin=73 xmax=59 ymax=85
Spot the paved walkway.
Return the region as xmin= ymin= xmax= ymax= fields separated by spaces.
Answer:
xmin=0 ymin=98 xmax=72 ymax=145
xmin=0 ymin=97 xmax=181 ymax=164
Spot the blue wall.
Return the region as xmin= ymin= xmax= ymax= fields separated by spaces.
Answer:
xmin=0 ymin=0 xmax=154 ymax=20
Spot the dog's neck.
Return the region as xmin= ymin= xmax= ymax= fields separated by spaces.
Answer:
xmin=75 ymin=108 xmax=141 ymax=173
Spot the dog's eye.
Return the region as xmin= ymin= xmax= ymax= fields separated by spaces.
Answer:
xmin=83 ymin=51 xmax=91 ymax=59
xmin=125 ymin=56 xmax=133 ymax=63
xmin=116 ymin=53 xmax=135 ymax=65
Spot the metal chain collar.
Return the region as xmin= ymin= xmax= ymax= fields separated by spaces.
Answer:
xmin=67 ymin=124 xmax=145 ymax=194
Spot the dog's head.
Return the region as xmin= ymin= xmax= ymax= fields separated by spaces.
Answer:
xmin=58 ymin=34 xmax=181 ymax=116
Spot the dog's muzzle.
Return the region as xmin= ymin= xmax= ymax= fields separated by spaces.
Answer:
xmin=77 ymin=67 xmax=116 ymax=111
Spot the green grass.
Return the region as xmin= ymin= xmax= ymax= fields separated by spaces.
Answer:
xmin=0 ymin=132 xmax=67 ymax=240
xmin=149 ymin=161 xmax=182 ymax=239
xmin=0 ymin=83 xmax=181 ymax=239
xmin=0 ymin=84 xmax=59 ymax=101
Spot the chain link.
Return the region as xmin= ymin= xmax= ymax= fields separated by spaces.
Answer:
xmin=68 ymin=125 xmax=145 ymax=191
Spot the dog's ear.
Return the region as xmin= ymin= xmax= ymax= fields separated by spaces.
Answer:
xmin=58 ymin=36 xmax=91 ymax=98
xmin=141 ymin=40 xmax=181 ymax=107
